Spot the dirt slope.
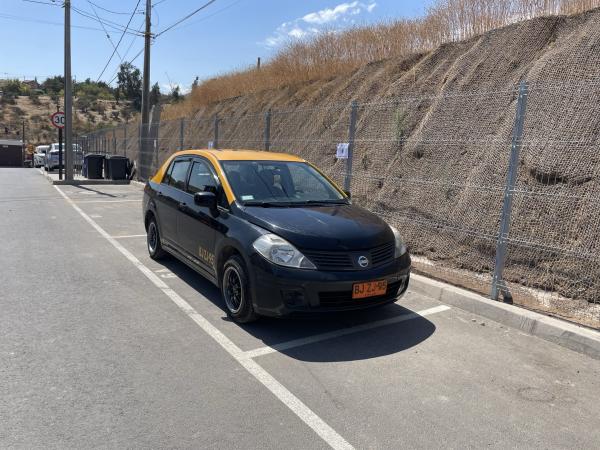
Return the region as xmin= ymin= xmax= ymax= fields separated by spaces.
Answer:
xmin=123 ymin=8 xmax=600 ymax=326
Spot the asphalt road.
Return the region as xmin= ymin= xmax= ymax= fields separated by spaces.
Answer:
xmin=1 ymin=168 xmax=599 ymax=449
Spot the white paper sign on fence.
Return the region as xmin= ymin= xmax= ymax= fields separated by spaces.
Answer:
xmin=336 ymin=142 xmax=349 ymax=159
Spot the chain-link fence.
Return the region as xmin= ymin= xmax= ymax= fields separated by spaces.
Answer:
xmin=75 ymin=80 xmax=600 ymax=328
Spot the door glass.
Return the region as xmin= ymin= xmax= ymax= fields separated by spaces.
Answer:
xmin=187 ymin=161 xmax=216 ymax=194
xmin=167 ymin=160 xmax=190 ymax=191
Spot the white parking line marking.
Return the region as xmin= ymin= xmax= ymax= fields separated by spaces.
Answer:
xmin=244 ymin=305 xmax=451 ymax=359
xmin=111 ymin=234 xmax=147 ymax=239
xmin=54 ymin=185 xmax=354 ymax=450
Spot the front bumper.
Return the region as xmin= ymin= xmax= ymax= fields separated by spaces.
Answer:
xmin=249 ymin=252 xmax=411 ymax=317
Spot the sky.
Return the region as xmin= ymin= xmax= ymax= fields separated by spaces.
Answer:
xmin=1 ymin=0 xmax=434 ymax=94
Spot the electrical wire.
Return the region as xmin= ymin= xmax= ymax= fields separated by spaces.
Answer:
xmin=107 ymin=46 xmax=145 ymax=85
xmin=21 ymin=0 xmax=62 ymax=5
xmin=0 ymin=12 xmax=116 ymax=33
xmin=86 ymin=0 xmax=122 ymax=59
xmin=105 ymin=19 xmax=146 ymax=86
xmin=154 ymin=0 xmax=217 ymax=37
xmin=96 ymin=0 xmax=143 ymax=82
xmin=164 ymin=0 xmax=243 ymax=32
xmin=71 ymin=6 xmax=144 ymax=36
xmin=86 ymin=1 xmax=144 ymax=15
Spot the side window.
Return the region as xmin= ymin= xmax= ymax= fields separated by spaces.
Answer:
xmin=187 ymin=160 xmax=216 ymax=194
xmin=168 ymin=160 xmax=191 ymax=191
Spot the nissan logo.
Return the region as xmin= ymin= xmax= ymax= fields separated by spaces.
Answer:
xmin=357 ymin=255 xmax=369 ymax=268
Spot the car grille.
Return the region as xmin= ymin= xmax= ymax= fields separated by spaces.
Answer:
xmin=318 ymin=280 xmax=404 ymax=309
xmin=302 ymin=250 xmax=354 ymax=270
xmin=303 ymin=241 xmax=395 ymax=271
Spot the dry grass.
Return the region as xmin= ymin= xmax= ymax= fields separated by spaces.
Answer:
xmin=164 ymin=0 xmax=600 ymax=119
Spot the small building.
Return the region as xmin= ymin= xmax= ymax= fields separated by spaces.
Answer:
xmin=0 ymin=139 xmax=24 ymax=167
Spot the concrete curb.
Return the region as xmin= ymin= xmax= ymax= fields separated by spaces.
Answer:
xmin=410 ymin=273 xmax=600 ymax=360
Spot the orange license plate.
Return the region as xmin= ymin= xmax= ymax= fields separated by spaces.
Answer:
xmin=352 ymin=280 xmax=388 ymax=299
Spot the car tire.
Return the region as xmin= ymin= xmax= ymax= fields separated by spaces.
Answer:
xmin=147 ymin=216 xmax=166 ymax=260
xmin=221 ymin=255 xmax=257 ymax=323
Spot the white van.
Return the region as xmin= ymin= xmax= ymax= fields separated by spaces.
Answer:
xmin=34 ymin=145 xmax=50 ymax=168
xmin=45 ymin=143 xmax=83 ymax=171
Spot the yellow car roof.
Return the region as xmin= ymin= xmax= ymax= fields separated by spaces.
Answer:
xmin=175 ymin=149 xmax=306 ymax=162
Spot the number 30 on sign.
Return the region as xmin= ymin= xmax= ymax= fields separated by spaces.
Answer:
xmin=51 ymin=112 xmax=65 ymax=129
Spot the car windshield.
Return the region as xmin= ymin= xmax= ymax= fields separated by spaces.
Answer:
xmin=221 ymin=160 xmax=347 ymax=206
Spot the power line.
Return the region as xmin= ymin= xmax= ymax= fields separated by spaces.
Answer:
xmin=21 ymin=0 xmax=62 ymax=5
xmin=166 ymin=0 xmax=243 ymax=31
xmin=0 ymin=12 xmax=119 ymax=33
xmin=71 ymin=6 xmax=143 ymax=36
xmin=105 ymin=19 xmax=146 ymax=85
xmin=86 ymin=1 xmax=144 ymax=15
xmin=154 ymin=0 xmax=217 ymax=37
xmin=108 ymin=46 xmax=145 ymax=85
xmin=86 ymin=0 xmax=122 ymax=59
xmin=96 ymin=0 xmax=143 ymax=82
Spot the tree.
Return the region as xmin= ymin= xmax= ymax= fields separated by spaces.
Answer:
xmin=170 ymin=85 xmax=182 ymax=103
xmin=116 ymin=62 xmax=142 ymax=111
xmin=150 ymin=82 xmax=161 ymax=107
xmin=42 ymin=76 xmax=64 ymax=96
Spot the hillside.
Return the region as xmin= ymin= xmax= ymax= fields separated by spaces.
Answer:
xmin=0 ymin=94 xmax=131 ymax=145
xmin=106 ymin=8 xmax=600 ymax=327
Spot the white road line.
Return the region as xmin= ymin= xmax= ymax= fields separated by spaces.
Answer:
xmin=54 ymin=185 xmax=354 ymax=450
xmin=244 ymin=305 xmax=451 ymax=359
xmin=111 ymin=234 xmax=147 ymax=239
xmin=74 ymin=199 xmax=141 ymax=204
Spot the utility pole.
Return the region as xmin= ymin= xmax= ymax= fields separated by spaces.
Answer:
xmin=139 ymin=0 xmax=152 ymax=177
xmin=64 ymin=0 xmax=73 ymax=180
xmin=22 ymin=120 xmax=26 ymax=167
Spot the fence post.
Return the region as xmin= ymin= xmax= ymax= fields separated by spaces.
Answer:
xmin=264 ymin=109 xmax=271 ymax=151
xmin=491 ymin=81 xmax=529 ymax=301
xmin=179 ymin=117 xmax=185 ymax=150
xmin=112 ymin=129 xmax=116 ymax=154
xmin=213 ymin=114 xmax=219 ymax=149
xmin=123 ymin=123 xmax=127 ymax=156
xmin=138 ymin=122 xmax=143 ymax=180
xmin=344 ymin=100 xmax=359 ymax=193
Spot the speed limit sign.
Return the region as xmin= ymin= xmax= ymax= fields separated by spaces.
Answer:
xmin=51 ymin=111 xmax=65 ymax=129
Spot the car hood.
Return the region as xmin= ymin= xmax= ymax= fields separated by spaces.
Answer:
xmin=241 ymin=203 xmax=394 ymax=251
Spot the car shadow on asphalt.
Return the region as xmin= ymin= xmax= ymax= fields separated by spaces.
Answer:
xmin=159 ymin=257 xmax=436 ymax=362
xmin=70 ymin=185 xmax=119 ymax=198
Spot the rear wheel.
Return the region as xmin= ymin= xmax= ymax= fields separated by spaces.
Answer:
xmin=221 ymin=255 xmax=257 ymax=323
xmin=147 ymin=216 xmax=166 ymax=260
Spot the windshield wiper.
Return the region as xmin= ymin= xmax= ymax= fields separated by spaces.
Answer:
xmin=243 ymin=201 xmax=292 ymax=207
xmin=301 ymin=199 xmax=349 ymax=205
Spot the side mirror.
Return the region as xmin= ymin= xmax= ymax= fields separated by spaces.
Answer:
xmin=343 ymin=190 xmax=352 ymax=199
xmin=194 ymin=191 xmax=218 ymax=213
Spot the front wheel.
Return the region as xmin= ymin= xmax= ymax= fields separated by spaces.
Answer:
xmin=147 ymin=216 xmax=166 ymax=260
xmin=221 ymin=255 xmax=257 ymax=323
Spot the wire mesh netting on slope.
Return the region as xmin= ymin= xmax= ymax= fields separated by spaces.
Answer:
xmin=75 ymin=8 xmax=600 ymax=327
xmin=77 ymin=82 xmax=600 ymax=328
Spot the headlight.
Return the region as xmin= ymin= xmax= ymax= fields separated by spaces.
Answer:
xmin=389 ymin=226 xmax=407 ymax=258
xmin=252 ymin=234 xmax=317 ymax=269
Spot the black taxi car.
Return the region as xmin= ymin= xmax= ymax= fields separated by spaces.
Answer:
xmin=143 ymin=149 xmax=411 ymax=323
